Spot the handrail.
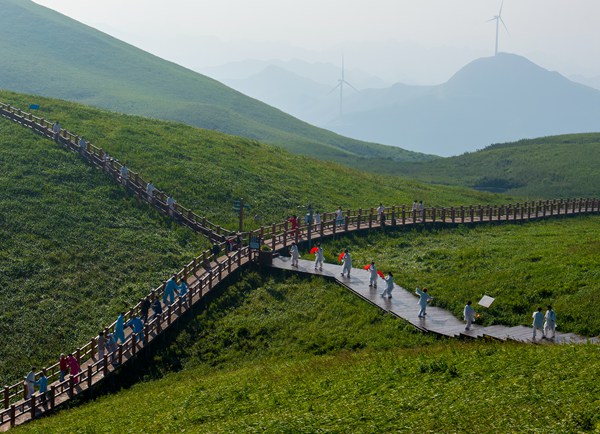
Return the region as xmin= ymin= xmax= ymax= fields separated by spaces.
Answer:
xmin=1 ymin=101 xmax=599 ymax=429
xmin=0 ymin=102 xmax=233 ymax=243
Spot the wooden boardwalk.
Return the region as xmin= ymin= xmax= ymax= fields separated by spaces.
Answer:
xmin=271 ymin=257 xmax=597 ymax=344
xmin=1 ymin=101 xmax=600 ymax=430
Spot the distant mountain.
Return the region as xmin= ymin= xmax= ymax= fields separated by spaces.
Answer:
xmin=0 ymin=0 xmax=430 ymax=166
xmin=570 ymin=74 xmax=600 ymax=91
xmin=202 ymin=59 xmax=390 ymax=89
xmin=223 ymin=66 xmax=332 ymax=124
xmin=327 ymin=54 xmax=600 ymax=156
xmin=393 ymin=133 xmax=600 ymax=198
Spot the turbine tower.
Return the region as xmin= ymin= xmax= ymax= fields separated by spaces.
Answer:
xmin=329 ymin=56 xmax=357 ymax=119
xmin=488 ymin=1 xmax=508 ymax=56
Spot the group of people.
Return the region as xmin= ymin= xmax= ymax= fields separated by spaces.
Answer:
xmin=296 ymin=244 xmax=558 ymax=338
xmin=532 ymin=306 xmax=557 ymax=340
xmin=412 ymin=200 xmax=425 ymax=221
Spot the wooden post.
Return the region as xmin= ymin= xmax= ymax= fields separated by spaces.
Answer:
xmin=368 ymin=209 xmax=373 ymax=229
xmin=432 ymin=208 xmax=436 ymax=223
xmin=188 ymin=286 xmax=193 ymax=306
xmin=177 ymin=297 xmax=182 ymax=316
xmin=10 ymin=404 xmax=15 ymax=428
xmin=470 ymin=206 xmax=474 ymax=222
xmin=23 ymin=383 xmax=27 ymax=400
xmin=103 ymin=354 xmax=108 ymax=377
xmin=167 ymin=305 xmax=172 ymax=326
xmin=460 ymin=206 xmax=465 ymax=223
xmin=90 ymin=338 xmax=96 ymax=361
xmin=451 ymin=207 xmax=455 ymax=223
xmin=131 ymin=335 xmax=137 ymax=356
xmin=87 ymin=365 xmax=93 ymax=390
xmin=283 ymin=221 xmax=288 ymax=247
xmin=271 ymin=224 xmax=276 ymax=250
xmin=479 ymin=206 xmax=484 ymax=222
xmin=69 ymin=376 xmax=74 ymax=398
xmin=401 ymin=205 xmax=406 ymax=225
xmin=30 ymin=394 xmax=36 ymax=419
xmin=442 ymin=208 xmax=446 ymax=223
xmin=391 ymin=206 xmax=396 ymax=226
xmin=3 ymin=386 xmax=8 ymax=409
xmin=345 ymin=210 xmax=349 ymax=231
xmin=118 ymin=344 xmax=123 ymax=366
xmin=357 ymin=209 xmax=362 ymax=230
xmin=50 ymin=385 xmax=55 ymax=410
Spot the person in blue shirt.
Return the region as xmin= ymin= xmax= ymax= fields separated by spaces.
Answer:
xmin=126 ymin=317 xmax=145 ymax=344
xmin=532 ymin=307 xmax=545 ymax=340
xmin=163 ymin=274 xmax=179 ymax=305
xmin=34 ymin=371 xmax=48 ymax=405
xmin=178 ymin=278 xmax=188 ymax=306
xmin=416 ymin=287 xmax=433 ymax=318
xmin=114 ymin=312 xmax=126 ymax=344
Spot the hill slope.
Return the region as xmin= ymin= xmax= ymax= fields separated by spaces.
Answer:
xmin=0 ymin=120 xmax=207 ymax=385
xmin=0 ymin=0 xmax=431 ymax=166
xmin=327 ymin=54 xmax=600 ymax=156
xmin=18 ymin=273 xmax=600 ymax=433
xmin=393 ymin=133 xmax=600 ymax=198
xmin=0 ymin=90 xmax=502 ymax=230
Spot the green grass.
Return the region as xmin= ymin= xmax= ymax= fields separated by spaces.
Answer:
xmin=16 ymin=273 xmax=600 ymax=433
xmin=323 ymin=216 xmax=600 ymax=336
xmin=0 ymin=90 xmax=505 ymax=231
xmin=0 ymin=120 xmax=208 ymax=386
xmin=0 ymin=0 xmax=433 ymax=168
xmin=395 ymin=133 xmax=600 ymax=198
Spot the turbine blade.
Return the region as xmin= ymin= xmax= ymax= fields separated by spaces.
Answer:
xmin=343 ymin=80 xmax=358 ymax=92
xmin=327 ymin=82 xmax=342 ymax=95
xmin=499 ymin=0 xmax=504 ymax=17
xmin=500 ymin=17 xmax=509 ymax=33
xmin=487 ymin=17 xmax=497 ymax=22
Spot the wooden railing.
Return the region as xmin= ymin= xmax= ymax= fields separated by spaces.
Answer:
xmin=0 ymin=241 xmax=254 ymax=429
xmin=1 ymin=101 xmax=599 ymax=429
xmin=245 ymin=198 xmax=600 ymax=252
xmin=0 ymin=102 xmax=233 ymax=243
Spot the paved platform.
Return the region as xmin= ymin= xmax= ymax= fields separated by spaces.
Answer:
xmin=271 ymin=257 xmax=597 ymax=345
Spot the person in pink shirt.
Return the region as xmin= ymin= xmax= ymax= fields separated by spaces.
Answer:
xmin=67 ymin=353 xmax=80 ymax=384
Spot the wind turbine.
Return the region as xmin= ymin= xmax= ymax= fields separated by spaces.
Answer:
xmin=328 ymin=56 xmax=357 ymax=119
xmin=488 ymin=1 xmax=508 ymax=56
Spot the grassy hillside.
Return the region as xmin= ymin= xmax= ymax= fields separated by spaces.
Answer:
xmin=17 ymin=273 xmax=600 ymax=433
xmin=395 ymin=133 xmax=600 ymax=198
xmin=0 ymin=90 xmax=503 ymax=230
xmin=323 ymin=216 xmax=600 ymax=336
xmin=0 ymin=0 xmax=433 ymax=168
xmin=0 ymin=120 xmax=208 ymax=385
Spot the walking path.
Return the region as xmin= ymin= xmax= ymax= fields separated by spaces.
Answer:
xmin=1 ymin=102 xmax=599 ymax=430
xmin=271 ymin=257 xmax=597 ymax=344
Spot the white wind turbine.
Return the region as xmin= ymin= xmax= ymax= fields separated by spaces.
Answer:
xmin=488 ymin=1 xmax=508 ymax=56
xmin=329 ymin=56 xmax=357 ymax=119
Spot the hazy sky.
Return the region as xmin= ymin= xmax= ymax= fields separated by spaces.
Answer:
xmin=32 ymin=0 xmax=600 ymax=84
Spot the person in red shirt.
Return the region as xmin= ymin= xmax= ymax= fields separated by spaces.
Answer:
xmin=59 ymin=354 xmax=69 ymax=383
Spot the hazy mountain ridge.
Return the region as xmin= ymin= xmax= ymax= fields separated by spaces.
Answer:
xmin=0 ymin=0 xmax=430 ymax=165
xmin=330 ymin=54 xmax=600 ymax=156
xmin=213 ymin=53 xmax=600 ymax=156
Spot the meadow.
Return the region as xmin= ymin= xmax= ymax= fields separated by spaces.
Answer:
xmin=0 ymin=90 xmax=503 ymax=231
xmin=322 ymin=216 xmax=600 ymax=336
xmin=16 ymin=273 xmax=600 ymax=433
xmin=395 ymin=133 xmax=600 ymax=198
xmin=0 ymin=120 xmax=208 ymax=385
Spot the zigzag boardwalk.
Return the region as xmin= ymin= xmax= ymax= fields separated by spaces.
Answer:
xmin=0 ymin=247 xmax=254 ymax=431
xmin=271 ymin=257 xmax=597 ymax=344
xmin=1 ymin=101 xmax=600 ymax=429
